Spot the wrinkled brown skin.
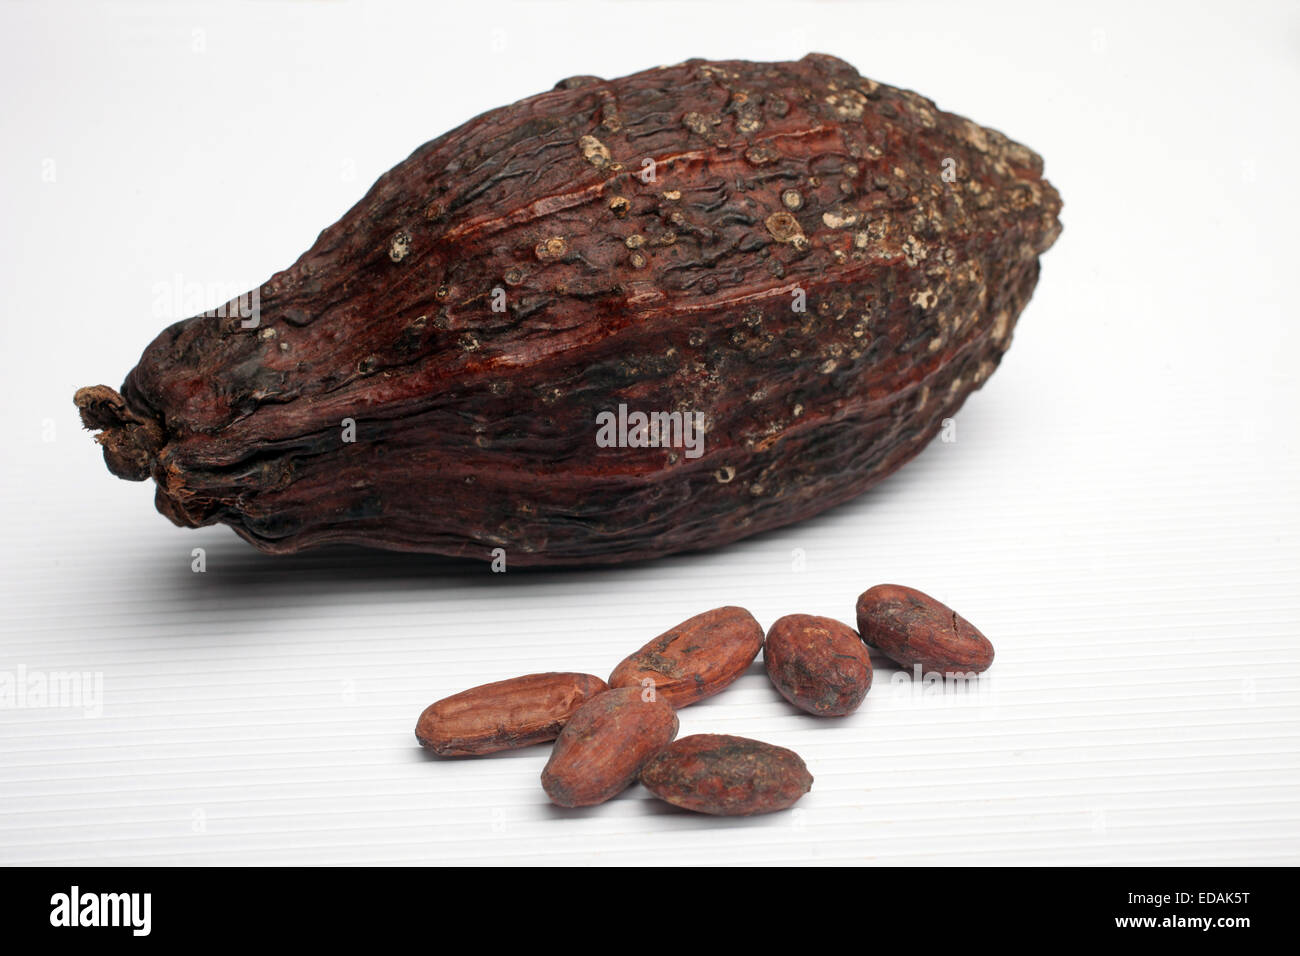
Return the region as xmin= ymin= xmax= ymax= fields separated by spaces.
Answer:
xmin=415 ymin=672 xmax=607 ymax=756
xmin=640 ymin=734 xmax=812 ymax=815
xmin=764 ymin=613 xmax=872 ymax=716
xmin=75 ymin=53 xmax=1062 ymax=565
xmin=856 ymin=584 xmax=994 ymax=674
xmin=541 ymin=686 xmax=679 ymax=807
xmin=607 ymin=606 xmax=763 ymax=707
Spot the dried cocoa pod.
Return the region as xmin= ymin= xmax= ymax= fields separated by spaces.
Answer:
xmin=855 ymin=584 xmax=994 ymax=674
xmin=640 ymin=734 xmax=812 ymax=815
xmin=764 ymin=613 xmax=873 ymax=716
xmin=75 ymin=54 xmax=1061 ymax=565
xmin=415 ymin=672 xmax=607 ymax=756
xmin=540 ymin=686 xmax=679 ymax=808
xmin=608 ymin=606 xmax=763 ymax=708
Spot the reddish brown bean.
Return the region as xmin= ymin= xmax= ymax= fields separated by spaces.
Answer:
xmin=415 ymin=672 xmax=607 ymax=756
xmin=640 ymin=734 xmax=813 ymax=815
xmin=608 ymin=606 xmax=763 ymax=708
xmin=856 ymin=584 xmax=994 ymax=674
xmin=541 ymin=687 xmax=679 ymax=808
xmin=765 ymin=613 xmax=872 ymax=716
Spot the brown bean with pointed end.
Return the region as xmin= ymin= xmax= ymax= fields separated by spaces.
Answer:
xmin=416 ymin=672 xmax=607 ymax=756
xmin=855 ymin=584 xmax=994 ymax=674
xmin=764 ymin=614 xmax=873 ymax=716
xmin=541 ymin=687 xmax=679 ymax=808
xmin=607 ymin=606 xmax=763 ymax=708
xmin=640 ymin=734 xmax=812 ymax=815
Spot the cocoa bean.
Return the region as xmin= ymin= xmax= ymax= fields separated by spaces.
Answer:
xmin=764 ymin=613 xmax=873 ymax=716
xmin=640 ymin=734 xmax=813 ymax=815
xmin=608 ymin=606 xmax=763 ymax=707
xmin=541 ymin=687 xmax=678 ymax=807
xmin=855 ymin=584 xmax=994 ymax=674
xmin=416 ymin=672 xmax=607 ymax=756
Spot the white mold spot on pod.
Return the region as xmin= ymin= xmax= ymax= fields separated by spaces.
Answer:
xmin=535 ymin=236 xmax=568 ymax=261
xmin=389 ymin=232 xmax=411 ymax=262
xmin=578 ymin=135 xmax=611 ymax=168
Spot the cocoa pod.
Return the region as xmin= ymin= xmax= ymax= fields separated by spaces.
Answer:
xmin=640 ymin=734 xmax=812 ymax=815
xmin=75 ymin=54 xmax=1060 ymax=565
xmin=764 ymin=613 xmax=873 ymax=716
xmin=855 ymin=584 xmax=994 ymax=674
xmin=608 ymin=606 xmax=763 ymax=708
xmin=540 ymin=687 xmax=679 ymax=807
xmin=415 ymin=672 xmax=607 ymax=756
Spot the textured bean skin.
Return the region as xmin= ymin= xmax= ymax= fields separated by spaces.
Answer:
xmin=640 ymin=734 xmax=812 ymax=815
xmin=541 ymin=687 xmax=679 ymax=808
xmin=416 ymin=672 xmax=608 ymax=756
xmin=856 ymin=584 xmax=994 ymax=674
xmin=764 ymin=613 xmax=872 ymax=716
xmin=608 ymin=606 xmax=763 ymax=707
xmin=75 ymin=54 xmax=1061 ymax=565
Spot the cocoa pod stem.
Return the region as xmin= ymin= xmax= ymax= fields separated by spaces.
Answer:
xmin=73 ymin=385 xmax=162 ymax=482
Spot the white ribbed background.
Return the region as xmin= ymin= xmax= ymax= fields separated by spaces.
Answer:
xmin=2 ymin=0 xmax=1297 ymax=865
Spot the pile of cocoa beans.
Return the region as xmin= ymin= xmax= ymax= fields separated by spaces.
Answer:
xmin=416 ymin=584 xmax=994 ymax=816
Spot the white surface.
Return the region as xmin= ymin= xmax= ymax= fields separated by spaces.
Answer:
xmin=1 ymin=0 xmax=1298 ymax=866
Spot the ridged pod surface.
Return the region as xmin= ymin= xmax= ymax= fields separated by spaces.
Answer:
xmin=75 ymin=54 xmax=1062 ymax=564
